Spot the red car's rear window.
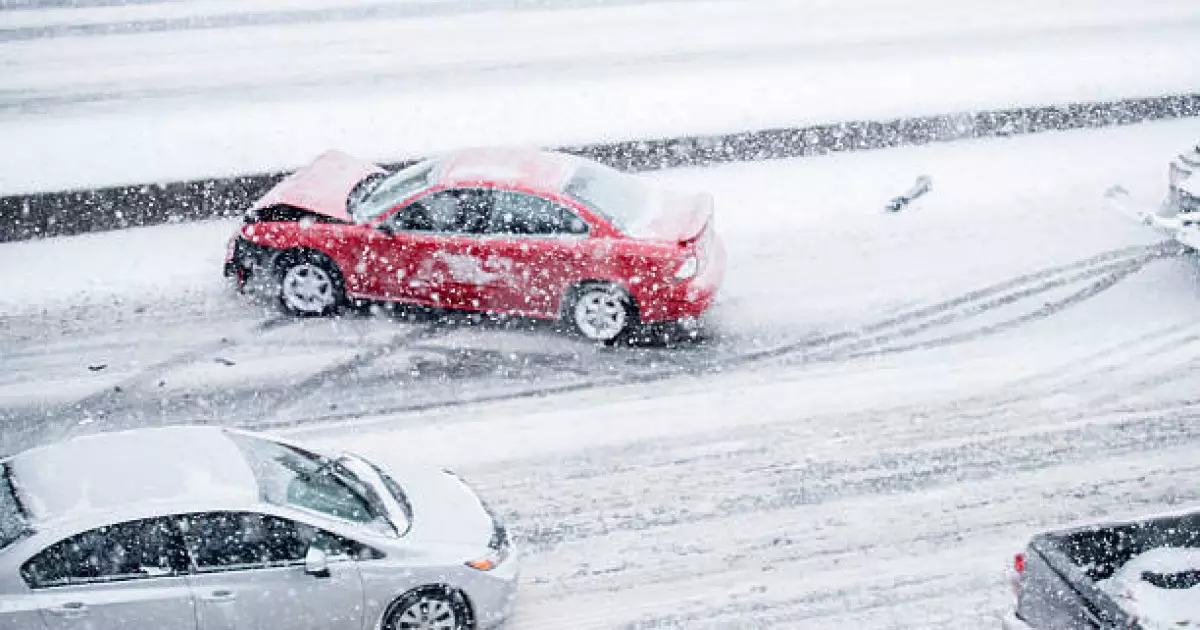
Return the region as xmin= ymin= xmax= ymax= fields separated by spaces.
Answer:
xmin=564 ymin=164 xmax=654 ymax=235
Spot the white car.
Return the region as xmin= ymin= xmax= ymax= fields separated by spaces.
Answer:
xmin=0 ymin=426 xmax=519 ymax=630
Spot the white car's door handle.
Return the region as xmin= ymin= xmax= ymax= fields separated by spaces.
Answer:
xmin=202 ymin=589 xmax=237 ymax=603
xmin=46 ymin=602 xmax=88 ymax=618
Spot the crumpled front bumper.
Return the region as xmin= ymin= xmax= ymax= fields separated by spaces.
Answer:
xmin=222 ymin=235 xmax=278 ymax=288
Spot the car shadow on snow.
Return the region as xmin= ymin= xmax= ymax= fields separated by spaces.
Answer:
xmin=341 ymin=299 xmax=722 ymax=351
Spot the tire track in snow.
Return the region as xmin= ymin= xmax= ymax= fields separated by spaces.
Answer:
xmin=26 ymin=316 xmax=298 ymax=434
xmin=862 ymin=317 xmax=1200 ymax=436
xmin=0 ymin=314 xmax=301 ymax=454
xmin=736 ymin=243 xmax=1172 ymax=365
xmin=955 ymin=320 xmax=1200 ymax=404
xmin=841 ymin=256 xmax=1151 ymax=357
xmin=248 ymin=321 xmax=454 ymax=423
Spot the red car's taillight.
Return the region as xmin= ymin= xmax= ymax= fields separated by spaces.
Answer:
xmin=1014 ymin=553 xmax=1025 ymax=574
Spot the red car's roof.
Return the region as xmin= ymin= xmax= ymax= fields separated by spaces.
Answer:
xmin=436 ymin=147 xmax=581 ymax=194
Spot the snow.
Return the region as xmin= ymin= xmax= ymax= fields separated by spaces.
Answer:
xmin=5 ymin=118 xmax=1200 ymax=627
xmin=5 ymin=3 xmax=1200 ymax=627
xmin=0 ymin=218 xmax=235 ymax=314
xmin=9 ymin=426 xmax=257 ymax=522
xmin=3 ymin=0 xmax=1200 ymax=194
xmin=1098 ymin=548 xmax=1200 ymax=629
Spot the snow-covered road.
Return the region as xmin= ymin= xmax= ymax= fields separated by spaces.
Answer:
xmin=3 ymin=118 xmax=1199 ymax=626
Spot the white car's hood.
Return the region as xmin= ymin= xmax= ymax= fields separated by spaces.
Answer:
xmin=343 ymin=455 xmax=495 ymax=547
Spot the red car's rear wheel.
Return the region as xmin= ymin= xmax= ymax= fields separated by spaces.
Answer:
xmin=567 ymin=283 xmax=636 ymax=344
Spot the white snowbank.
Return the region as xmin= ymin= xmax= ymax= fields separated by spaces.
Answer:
xmin=0 ymin=219 xmax=236 ymax=316
xmin=1098 ymin=547 xmax=1200 ymax=629
xmin=3 ymin=0 xmax=1199 ymax=194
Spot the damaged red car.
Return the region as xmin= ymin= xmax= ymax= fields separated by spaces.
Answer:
xmin=224 ymin=147 xmax=725 ymax=343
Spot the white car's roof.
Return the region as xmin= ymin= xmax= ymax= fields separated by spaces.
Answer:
xmin=7 ymin=426 xmax=258 ymax=524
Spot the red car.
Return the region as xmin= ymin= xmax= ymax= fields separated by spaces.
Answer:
xmin=224 ymin=147 xmax=725 ymax=343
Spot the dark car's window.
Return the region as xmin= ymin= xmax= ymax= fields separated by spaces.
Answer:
xmin=180 ymin=512 xmax=369 ymax=572
xmin=0 ymin=464 xmax=30 ymax=552
xmin=350 ymin=160 xmax=437 ymax=223
xmin=490 ymin=191 xmax=588 ymax=236
xmin=388 ymin=189 xmax=491 ymax=235
xmin=564 ymin=164 xmax=653 ymax=234
xmin=21 ymin=517 xmax=188 ymax=589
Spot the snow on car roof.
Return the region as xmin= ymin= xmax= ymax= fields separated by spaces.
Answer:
xmin=6 ymin=426 xmax=258 ymax=524
xmin=437 ymin=147 xmax=580 ymax=193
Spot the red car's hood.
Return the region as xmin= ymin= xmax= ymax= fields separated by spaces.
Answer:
xmin=251 ymin=150 xmax=384 ymax=222
xmin=631 ymin=189 xmax=714 ymax=243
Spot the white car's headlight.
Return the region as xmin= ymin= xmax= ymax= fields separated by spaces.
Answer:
xmin=674 ymin=256 xmax=698 ymax=280
xmin=465 ymin=546 xmax=509 ymax=571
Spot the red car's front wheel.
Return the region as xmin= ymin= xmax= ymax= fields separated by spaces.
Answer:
xmin=275 ymin=251 xmax=345 ymax=317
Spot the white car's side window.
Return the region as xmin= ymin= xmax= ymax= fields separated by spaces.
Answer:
xmin=21 ymin=517 xmax=186 ymax=589
xmin=179 ymin=512 xmax=371 ymax=572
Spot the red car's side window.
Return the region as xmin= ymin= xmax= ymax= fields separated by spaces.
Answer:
xmin=386 ymin=189 xmax=491 ymax=235
xmin=489 ymin=191 xmax=589 ymax=236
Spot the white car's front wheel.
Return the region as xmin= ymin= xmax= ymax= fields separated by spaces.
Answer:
xmin=568 ymin=283 xmax=636 ymax=344
xmin=384 ymin=588 xmax=470 ymax=630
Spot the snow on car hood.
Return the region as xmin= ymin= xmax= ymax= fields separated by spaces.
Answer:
xmin=377 ymin=462 xmax=495 ymax=547
xmin=250 ymin=149 xmax=384 ymax=222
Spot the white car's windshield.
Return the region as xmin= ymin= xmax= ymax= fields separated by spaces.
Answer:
xmin=350 ymin=159 xmax=438 ymax=223
xmin=563 ymin=163 xmax=654 ymax=234
xmin=228 ymin=434 xmax=396 ymax=535
xmin=0 ymin=465 xmax=29 ymax=551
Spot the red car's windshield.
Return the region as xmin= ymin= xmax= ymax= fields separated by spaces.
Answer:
xmin=564 ymin=163 xmax=654 ymax=234
xmin=350 ymin=159 xmax=438 ymax=223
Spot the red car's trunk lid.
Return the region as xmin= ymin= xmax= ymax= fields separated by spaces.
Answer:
xmin=251 ymin=150 xmax=384 ymax=222
xmin=633 ymin=190 xmax=714 ymax=243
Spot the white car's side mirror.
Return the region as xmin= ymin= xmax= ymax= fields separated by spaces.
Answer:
xmin=304 ymin=547 xmax=330 ymax=578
